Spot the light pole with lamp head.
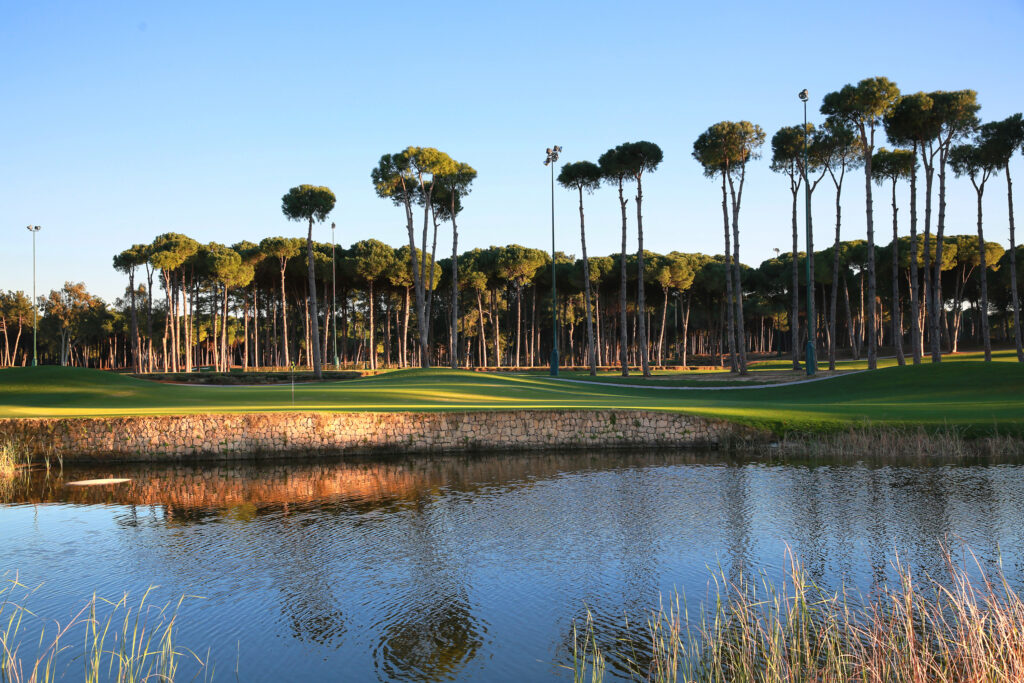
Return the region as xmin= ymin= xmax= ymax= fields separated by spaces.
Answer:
xmin=26 ymin=225 xmax=41 ymax=366
xmin=799 ymin=89 xmax=817 ymax=376
xmin=331 ymin=221 xmax=338 ymax=367
xmin=544 ymin=146 xmax=562 ymax=376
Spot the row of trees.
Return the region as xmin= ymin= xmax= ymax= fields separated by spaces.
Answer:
xmin=4 ymin=78 xmax=1023 ymax=375
xmin=2 ymin=233 xmax=1020 ymax=372
xmin=687 ymin=80 xmax=1024 ymax=376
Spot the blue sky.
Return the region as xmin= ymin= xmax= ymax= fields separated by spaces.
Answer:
xmin=3 ymin=0 xmax=1023 ymax=302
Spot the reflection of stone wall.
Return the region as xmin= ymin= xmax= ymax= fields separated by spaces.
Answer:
xmin=8 ymin=451 xmax=725 ymax=507
xmin=0 ymin=411 xmax=759 ymax=462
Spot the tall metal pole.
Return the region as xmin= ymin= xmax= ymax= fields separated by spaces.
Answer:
xmin=26 ymin=226 xmax=41 ymax=366
xmin=801 ymin=90 xmax=817 ymax=376
xmin=545 ymin=146 xmax=561 ymax=376
xmin=331 ymin=221 xmax=338 ymax=367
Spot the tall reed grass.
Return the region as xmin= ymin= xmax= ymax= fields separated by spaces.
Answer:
xmin=0 ymin=441 xmax=28 ymax=479
xmin=571 ymin=550 xmax=1024 ymax=682
xmin=0 ymin=577 xmax=209 ymax=683
xmin=737 ymin=425 xmax=1024 ymax=462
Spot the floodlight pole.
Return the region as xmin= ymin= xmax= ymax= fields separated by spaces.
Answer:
xmin=545 ymin=146 xmax=562 ymax=376
xmin=800 ymin=90 xmax=817 ymax=376
xmin=26 ymin=225 xmax=41 ymax=366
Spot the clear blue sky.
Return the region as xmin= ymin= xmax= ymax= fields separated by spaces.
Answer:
xmin=4 ymin=0 xmax=1023 ymax=303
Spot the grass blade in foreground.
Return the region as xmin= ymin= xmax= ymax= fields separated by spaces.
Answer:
xmin=0 ymin=578 xmax=209 ymax=683
xmin=569 ymin=549 xmax=1024 ymax=682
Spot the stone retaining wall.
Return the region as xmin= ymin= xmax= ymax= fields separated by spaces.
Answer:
xmin=0 ymin=410 xmax=761 ymax=462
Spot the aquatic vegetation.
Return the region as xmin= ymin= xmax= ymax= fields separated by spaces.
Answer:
xmin=0 ymin=441 xmax=27 ymax=479
xmin=0 ymin=578 xmax=210 ymax=683
xmin=571 ymin=550 xmax=1024 ymax=682
xmin=767 ymin=425 xmax=1024 ymax=461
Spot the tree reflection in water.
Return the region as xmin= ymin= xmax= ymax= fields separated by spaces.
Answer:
xmin=4 ymin=449 xmax=1024 ymax=682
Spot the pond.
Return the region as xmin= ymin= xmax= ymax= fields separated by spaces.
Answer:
xmin=3 ymin=450 xmax=1024 ymax=681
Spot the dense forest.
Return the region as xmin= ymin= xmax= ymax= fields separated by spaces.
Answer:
xmin=3 ymin=78 xmax=1023 ymax=375
xmin=1 ymin=234 xmax=1020 ymax=374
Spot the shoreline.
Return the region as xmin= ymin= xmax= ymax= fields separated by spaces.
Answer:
xmin=3 ymin=409 xmax=1024 ymax=464
xmin=0 ymin=410 xmax=758 ymax=463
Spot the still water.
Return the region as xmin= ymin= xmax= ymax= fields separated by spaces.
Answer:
xmin=3 ymin=450 xmax=1024 ymax=681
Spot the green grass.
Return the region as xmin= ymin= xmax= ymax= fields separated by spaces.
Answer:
xmin=2 ymin=360 xmax=1023 ymax=435
xmin=525 ymin=348 xmax=1024 ymax=387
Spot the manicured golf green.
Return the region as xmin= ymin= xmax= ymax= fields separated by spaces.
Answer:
xmin=524 ymin=349 xmax=1024 ymax=387
xmin=2 ymin=361 xmax=1022 ymax=435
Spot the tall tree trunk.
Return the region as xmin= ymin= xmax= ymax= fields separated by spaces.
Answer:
xmin=1006 ymin=164 xmax=1023 ymax=362
xmin=399 ymin=190 xmax=428 ymax=368
xmin=682 ymin=292 xmax=692 ymax=367
xmin=862 ymin=132 xmax=878 ymax=370
xmin=368 ymin=279 xmax=376 ymax=370
xmin=828 ymin=167 xmax=845 ymax=371
xmin=931 ymin=148 xmax=951 ymax=363
xmin=578 ymin=186 xmax=597 ymax=376
xmin=306 ymin=218 xmax=323 ymax=378
xmin=891 ymin=179 xmax=905 ymax=366
xmin=417 ymin=187 xmax=435 ymax=367
xmin=974 ymin=178 xmax=992 ymax=361
xmin=303 ymin=296 xmax=310 ymax=368
xmin=244 ymin=292 xmax=251 ymax=371
xmin=184 ymin=273 xmax=193 ymax=374
xmin=729 ymin=166 xmax=748 ymax=375
xmin=658 ymin=287 xmax=669 ymax=366
xmin=450 ymin=198 xmax=461 ymax=369
xmin=145 ymin=265 xmax=155 ymax=372
xmin=515 ymin=283 xmax=522 ymax=367
xmin=636 ymin=175 xmax=651 ymax=377
xmin=279 ymin=262 xmax=290 ymax=368
xmin=426 ymin=208 xmax=440 ymax=347
xmin=843 ymin=274 xmax=854 ymax=356
xmin=476 ymin=291 xmax=486 ymax=367
xmin=790 ymin=183 xmax=801 ymax=370
xmin=323 ymin=300 xmax=330 ymax=368
xmin=720 ymin=170 xmax=738 ymax=373
xmin=2 ymin=319 xmax=11 ymax=367
xmin=211 ymin=287 xmax=219 ymax=371
xmin=531 ymin=286 xmax=537 ymax=366
xmin=222 ymin=284 xmax=230 ymax=372
xmin=127 ymin=268 xmax=140 ymax=372
xmin=908 ymin=145 xmax=922 ymax=365
xmin=491 ymin=289 xmax=501 ymax=368
xmin=922 ymin=147 xmax=936 ymax=362
xmin=162 ymin=270 xmax=173 ymax=372
xmin=403 ymin=286 xmax=411 ymax=368
xmin=617 ymin=178 xmax=629 ymax=376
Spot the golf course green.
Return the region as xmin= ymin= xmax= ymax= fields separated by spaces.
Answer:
xmin=2 ymin=359 xmax=1022 ymax=435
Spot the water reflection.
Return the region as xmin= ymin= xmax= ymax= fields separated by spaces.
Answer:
xmin=3 ymin=451 xmax=1024 ymax=682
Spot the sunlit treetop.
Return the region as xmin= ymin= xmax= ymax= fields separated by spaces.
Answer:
xmin=281 ymin=185 xmax=336 ymax=224
xmin=821 ymin=77 xmax=901 ymax=133
xmin=615 ymin=141 xmax=664 ymax=179
xmin=949 ymin=141 xmax=1001 ymax=182
xmin=770 ymin=124 xmax=814 ymax=171
xmin=149 ymin=232 xmax=199 ymax=271
xmin=871 ymin=147 xmax=917 ymax=184
xmin=928 ymin=90 xmax=981 ymax=144
xmin=978 ymin=113 xmax=1024 ymax=168
xmin=692 ymin=121 xmax=765 ymax=177
xmin=597 ymin=146 xmax=631 ymax=183
xmin=884 ymin=92 xmax=940 ymax=148
xmin=557 ymin=161 xmax=602 ymax=194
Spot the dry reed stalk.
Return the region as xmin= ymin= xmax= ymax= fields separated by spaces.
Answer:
xmin=570 ymin=547 xmax=1024 ymax=682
